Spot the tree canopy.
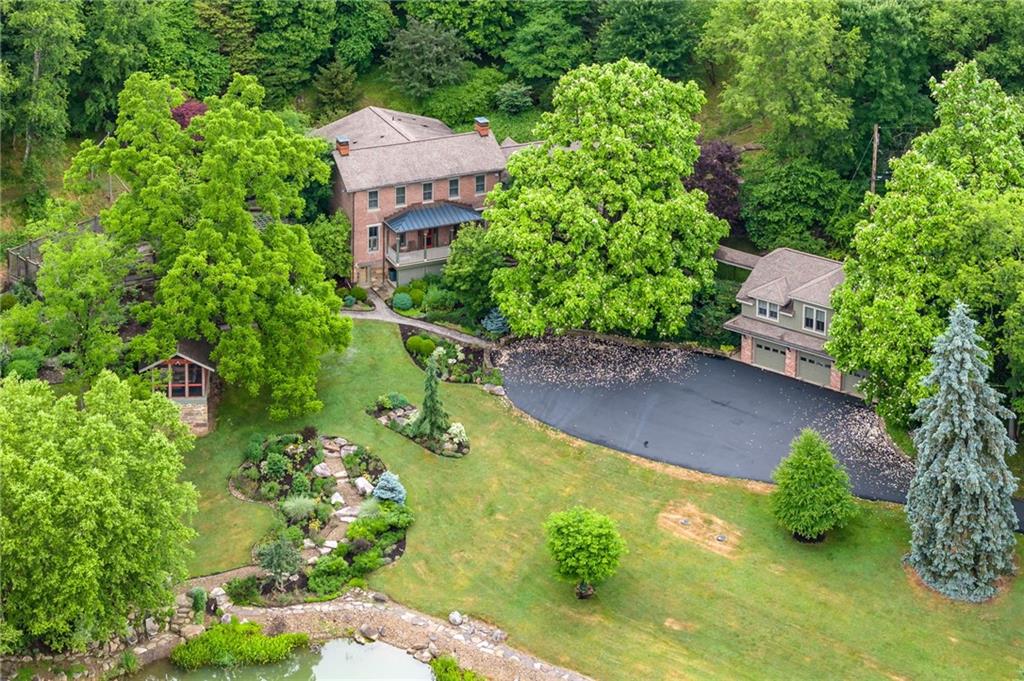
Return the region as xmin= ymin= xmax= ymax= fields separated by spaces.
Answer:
xmin=701 ymin=0 xmax=865 ymax=159
xmin=0 ymin=372 xmax=198 ymax=652
xmin=69 ymin=72 xmax=352 ymax=419
xmin=485 ymin=59 xmax=727 ymax=337
xmin=828 ymin=61 xmax=1024 ymax=424
xmin=544 ymin=506 xmax=626 ymax=597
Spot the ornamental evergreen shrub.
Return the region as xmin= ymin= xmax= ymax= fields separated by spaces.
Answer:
xmin=394 ymin=285 xmax=411 ymax=295
xmin=393 ymin=292 xmax=413 ymax=310
xmin=423 ymin=285 xmax=457 ymax=312
xmin=258 ymin=482 xmax=280 ymax=499
xmin=343 ymin=295 xmax=356 ymax=307
xmin=0 ymin=293 xmax=16 ymax=311
xmin=372 ymin=471 xmax=407 ymax=505
xmin=410 ymin=278 xmax=428 ymax=291
xmin=409 ymin=348 xmax=450 ymax=446
xmin=544 ymin=507 xmax=626 ymax=598
xmin=187 ymin=587 xmax=207 ymax=614
xmin=350 ymin=286 xmax=368 ymax=302
xmin=308 ymin=554 xmax=352 ymax=595
xmin=409 ymin=288 xmax=425 ymax=307
xmin=770 ymin=429 xmax=858 ymax=541
xmin=481 ymin=308 xmax=510 ymax=336
xmin=243 ymin=434 xmax=265 ymax=464
xmin=224 ymin=576 xmax=262 ymax=606
xmin=906 ymin=303 xmax=1019 ymax=602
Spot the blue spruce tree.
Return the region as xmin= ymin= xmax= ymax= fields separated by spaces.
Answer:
xmin=906 ymin=303 xmax=1019 ymax=601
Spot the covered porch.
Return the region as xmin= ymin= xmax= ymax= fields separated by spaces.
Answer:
xmin=383 ymin=202 xmax=483 ymax=284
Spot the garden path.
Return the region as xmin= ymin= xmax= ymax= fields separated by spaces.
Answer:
xmin=227 ymin=589 xmax=594 ymax=681
xmin=340 ymin=290 xmax=492 ymax=348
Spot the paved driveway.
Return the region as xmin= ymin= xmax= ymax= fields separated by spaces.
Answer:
xmin=498 ymin=339 xmax=1024 ymax=530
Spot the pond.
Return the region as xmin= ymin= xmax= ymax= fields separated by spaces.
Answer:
xmin=131 ymin=639 xmax=433 ymax=681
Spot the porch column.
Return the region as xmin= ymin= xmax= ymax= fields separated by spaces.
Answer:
xmin=739 ymin=335 xmax=753 ymax=363
xmin=829 ymin=365 xmax=842 ymax=391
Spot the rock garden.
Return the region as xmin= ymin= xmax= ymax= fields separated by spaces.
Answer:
xmin=226 ymin=428 xmax=415 ymax=607
xmin=368 ymin=350 xmax=471 ymax=457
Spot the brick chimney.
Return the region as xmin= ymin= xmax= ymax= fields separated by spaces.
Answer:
xmin=473 ymin=117 xmax=490 ymax=137
xmin=335 ymin=135 xmax=350 ymax=156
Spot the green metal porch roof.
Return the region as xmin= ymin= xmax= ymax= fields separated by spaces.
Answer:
xmin=384 ymin=202 xmax=483 ymax=234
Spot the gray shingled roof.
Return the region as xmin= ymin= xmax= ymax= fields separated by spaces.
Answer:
xmin=312 ymin=107 xmax=511 ymax=191
xmin=736 ymin=248 xmax=844 ymax=308
xmin=724 ymin=314 xmax=830 ymax=356
xmin=312 ymin=107 xmax=453 ymax=149
xmin=331 ymin=133 xmax=507 ymax=192
xmin=384 ymin=202 xmax=483 ymax=234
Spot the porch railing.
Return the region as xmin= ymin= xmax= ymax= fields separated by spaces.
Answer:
xmin=386 ymin=244 xmax=451 ymax=265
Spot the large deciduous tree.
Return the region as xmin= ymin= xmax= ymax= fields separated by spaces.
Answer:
xmin=485 ymin=59 xmax=728 ymax=337
xmin=502 ymin=6 xmax=589 ymax=83
xmin=333 ymin=0 xmax=397 ymax=70
xmin=441 ymin=223 xmax=503 ymax=321
xmin=35 ymin=230 xmax=132 ymax=379
xmin=683 ymin=139 xmax=743 ymax=231
xmin=69 ymin=73 xmax=352 ymax=419
xmin=924 ymin=0 xmax=1024 ymax=93
xmin=906 ymin=303 xmax=1018 ymax=602
xmin=3 ymin=0 xmax=84 ymax=163
xmin=595 ymin=0 xmax=709 ymax=81
xmin=405 ymin=0 xmax=514 ymax=59
xmin=0 ymin=372 xmax=198 ymax=652
xmin=68 ymin=0 xmax=163 ymax=133
xmin=700 ymin=0 xmax=864 ymax=159
xmin=828 ymin=61 xmax=1024 ymax=424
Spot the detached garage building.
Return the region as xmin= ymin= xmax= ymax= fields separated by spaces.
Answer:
xmin=724 ymin=248 xmax=864 ymax=396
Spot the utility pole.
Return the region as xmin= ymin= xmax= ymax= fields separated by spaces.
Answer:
xmin=872 ymin=122 xmax=880 ymax=189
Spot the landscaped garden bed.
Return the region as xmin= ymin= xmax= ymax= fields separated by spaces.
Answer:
xmin=226 ymin=428 xmax=415 ymax=606
xmin=339 ymin=284 xmax=374 ymax=311
xmin=399 ymin=324 xmax=501 ymax=386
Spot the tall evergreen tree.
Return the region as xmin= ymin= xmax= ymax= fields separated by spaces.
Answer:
xmin=410 ymin=348 xmax=450 ymax=446
xmin=906 ymin=303 xmax=1019 ymax=602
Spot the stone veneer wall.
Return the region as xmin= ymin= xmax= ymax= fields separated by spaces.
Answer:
xmin=178 ymin=401 xmax=210 ymax=436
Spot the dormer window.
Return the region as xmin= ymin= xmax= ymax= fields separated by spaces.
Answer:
xmin=756 ymin=299 xmax=779 ymax=321
xmin=804 ymin=305 xmax=827 ymax=334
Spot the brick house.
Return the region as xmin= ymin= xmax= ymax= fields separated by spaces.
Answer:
xmin=724 ymin=247 xmax=864 ymax=395
xmin=312 ymin=107 xmax=514 ymax=286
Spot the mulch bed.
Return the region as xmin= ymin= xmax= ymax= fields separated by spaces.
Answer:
xmin=399 ymin=323 xmax=487 ymax=376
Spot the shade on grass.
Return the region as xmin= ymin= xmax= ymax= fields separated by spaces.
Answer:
xmin=188 ymin=320 xmax=1023 ymax=680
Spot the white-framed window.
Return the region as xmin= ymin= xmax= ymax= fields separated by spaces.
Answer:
xmin=803 ymin=304 xmax=827 ymax=334
xmin=475 ymin=174 xmax=486 ymax=195
xmin=367 ymin=224 xmax=380 ymax=252
xmin=448 ymin=177 xmax=460 ymax=198
xmin=756 ymin=299 xmax=779 ymax=321
xmin=395 ymin=185 xmax=406 ymax=207
xmin=422 ymin=182 xmax=433 ymax=202
xmin=367 ymin=190 xmax=379 ymax=211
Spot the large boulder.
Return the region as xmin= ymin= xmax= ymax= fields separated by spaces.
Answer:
xmin=180 ymin=624 xmax=205 ymax=641
xmin=354 ymin=477 xmax=374 ymax=496
xmin=312 ymin=462 xmax=332 ymax=478
xmin=448 ymin=611 xmax=463 ymax=626
xmin=330 ymin=492 xmax=345 ymax=505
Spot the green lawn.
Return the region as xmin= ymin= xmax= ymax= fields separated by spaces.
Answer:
xmin=188 ymin=320 xmax=1023 ymax=680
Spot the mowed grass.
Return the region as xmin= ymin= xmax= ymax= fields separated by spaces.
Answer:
xmin=189 ymin=320 xmax=1023 ymax=680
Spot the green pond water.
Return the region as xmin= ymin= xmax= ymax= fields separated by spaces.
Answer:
xmin=131 ymin=639 xmax=433 ymax=681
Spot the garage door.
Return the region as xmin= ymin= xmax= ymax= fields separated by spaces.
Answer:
xmin=797 ymin=352 xmax=831 ymax=386
xmin=753 ymin=340 xmax=786 ymax=373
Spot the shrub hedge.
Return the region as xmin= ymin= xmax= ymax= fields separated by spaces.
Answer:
xmin=169 ymin=621 xmax=308 ymax=670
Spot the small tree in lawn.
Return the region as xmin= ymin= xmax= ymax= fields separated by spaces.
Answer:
xmin=544 ymin=507 xmax=626 ymax=599
xmin=256 ymin=538 xmax=302 ymax=592
xmin=906 ymin=302 xmax=1018 ymax=602
xmin=771 ymin=429 xmax=858 ymax=542
xmin=409 ymin=348 xmax=450 ymax=448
